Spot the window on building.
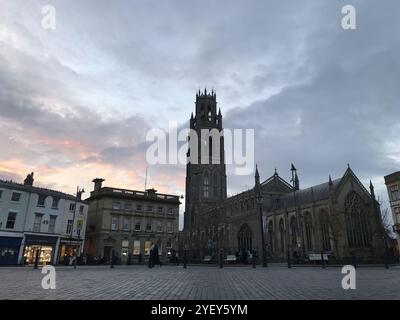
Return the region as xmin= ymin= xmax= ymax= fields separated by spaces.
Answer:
xmin=390 ymin=185 xmax=400 ymax=201
xmin=135 ymin=220 xmax=141 ymax=231
xmin=0 ymin=190 xmax=3 ymax=199
xmin=146 ymin=219 xmax=152 ymax=232
xmin=133 ymin=240 xmax=141 ymax=255
xmin=69 ymin=203 xmax=75 ymax=212
xmin=124 ymin=202 xmax=132 ymax=211
xmin=79 ymin=205 xmax=84 ymax=213
xmin=167 ymin=221 xmax=173 ymax=233
xmin=51 ymin=197 xmax=59 ymax=209
xmin=37 ymin=194 xmax=46 ymax=207
xmin=136 ymin=204 xmax=143 ymax=211
xmin=144 ymin=241 xmax=152 ymax=255
xmin=203 ymin=173 xmax=209 ymax=198
xmin=6 ymin=212 xmax=17 ymax=229
xmin=158 ymin=206 xmax=164 ymax=214
xmin=304 ymin=212 xmax=313 ymax=251
xmin=147 ymin=206 xmax=153 ymax=213
xmin=394 ymin=207 xmax=400 ymax=220
xmin=168 ymin=208 xmax=174 ymax=215
xmin=66 ymin=219 xmax=73 ymax=234
xmin=123 ymin=217 xmax=131 ymax=231
xmin=48 ymin=215 xmax=57 ymax=233
xmin=344 ymin=192 xmax=371 ymax=249
xmin=111 ymin=216 xmax=118 ymax=231
xmin=11 ymin=192 xmax=21 ymax=202
xmin=33 ymin=214 xmax=43 ymax=232
xmin=157 ymin=221 xmax=163 ymax=233
xmin=112 ymin=202 xmax=121 ymax=210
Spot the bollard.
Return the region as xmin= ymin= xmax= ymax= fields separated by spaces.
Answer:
xmin=321 ymin=251 xmax=326 ymax=269
xmin=183 ymin=250 xmax=187 ymax=269
xmin=34 ymin=249 xmax=40 ymax=269
xmin=219 ymin=250 xmax=223 ymax=269
xmin=287 ymin=251 xmax=292 ymax=269
xmin=110 ymin=249 xmax=114 ymax=269
xmin=252 ymin=251 xmax=256 ymax=269
xmin=74 ymin=254 xmax=78 ymax=269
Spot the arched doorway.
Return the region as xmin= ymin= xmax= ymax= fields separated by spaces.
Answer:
xmin=237 ymin=224 xmax=252 ymax=251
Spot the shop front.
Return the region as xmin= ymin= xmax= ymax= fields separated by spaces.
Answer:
xmin=23 ymin=235 xmax=59 ymax=265
xmin=0 ymin=236 xmax=23 ymax=265
xmin=58 ymin=239 xmax=82 ymax=265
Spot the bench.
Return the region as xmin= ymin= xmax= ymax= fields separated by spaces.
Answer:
xmin=225 ymin=255 xmax=237 ymax=264
xmin=308 ymin=253 xmax=329 ymax=261
xmin=204 ymin=255 xmax=212 ymax=263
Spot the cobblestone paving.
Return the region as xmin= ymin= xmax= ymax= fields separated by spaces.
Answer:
xmin=0 ymin=264 xmax=399 ymax=300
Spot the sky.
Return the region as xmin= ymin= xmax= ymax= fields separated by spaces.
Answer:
xmin=0 ymin=0 xmax=399 ymax=229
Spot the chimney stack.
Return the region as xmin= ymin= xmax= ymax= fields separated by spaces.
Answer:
xmin=92 ymin=178 xmax=105 ymax=193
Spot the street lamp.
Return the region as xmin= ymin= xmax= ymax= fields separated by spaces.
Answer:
xmin=70 ymin=186 xmax=85 ymax=268
xmin=256 ymin=193 xmax=267 ymax=267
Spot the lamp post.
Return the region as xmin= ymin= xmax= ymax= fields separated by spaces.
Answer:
xmin=256 ymin=193 xmax=267 ymax=267
xmin=70 ymin=186 xmax=84 ymax=268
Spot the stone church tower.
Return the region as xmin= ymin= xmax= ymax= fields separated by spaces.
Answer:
xmin=184 ymin=89 xmax=227 ymax=231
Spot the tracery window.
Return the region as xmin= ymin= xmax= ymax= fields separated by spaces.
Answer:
xmin=279 ymin=218 xmax=285 ymax=252
xmin=344 ymin=192 xmax=371 ymax=248
xmin=203 ymin=173 xmax=209 ymax=198
xmin=304 ymin=212 xmax=313 ymax=251
xmin=319 ymin=209 xmax=331 ymax=251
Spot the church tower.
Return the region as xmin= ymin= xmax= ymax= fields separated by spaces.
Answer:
xmin=184 ymin=89 xmax=227 ymax=231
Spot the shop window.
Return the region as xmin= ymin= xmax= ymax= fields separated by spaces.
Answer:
xmin=6 ymin=212 xmax=17 ymax=229
xmin=11 ymin=192 xmax=21 ymax=202
xmin=144 ymin=241 xmax=152 ymax=255
xmin=133 ymin=240 xmax=141 ymax=255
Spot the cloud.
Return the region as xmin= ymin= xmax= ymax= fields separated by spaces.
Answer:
xmin=0 ymin=0 xmax=399 ymax=229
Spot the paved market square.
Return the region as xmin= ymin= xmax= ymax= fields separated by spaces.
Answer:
xmin=0 ymin=264 xmax=399 ymax=300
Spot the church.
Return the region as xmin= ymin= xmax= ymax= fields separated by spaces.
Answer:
xmin=181 ymin=90 xmax=385 ymax=263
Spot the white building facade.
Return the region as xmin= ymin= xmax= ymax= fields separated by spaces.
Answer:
xmin=0 ymin=173 xmax=88 ymax=265
xmin=385 ymin=171 xmax=400 ymax=253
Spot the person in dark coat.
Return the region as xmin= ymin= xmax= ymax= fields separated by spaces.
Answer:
xmin=153 ymin=244 xmax=162 ymax=267
xmin=148 ymin=243 xmax=155 ymax=268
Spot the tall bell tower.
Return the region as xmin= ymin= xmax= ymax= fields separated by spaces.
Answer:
xmin=184 ymin=89 xmax=227 ymax=231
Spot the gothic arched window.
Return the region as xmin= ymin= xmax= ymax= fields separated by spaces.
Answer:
xmin=238 ymin=224 xmax=252 ymax=251
xmin=290 ymin=216 xmax=297 ymax=248
xmin=344 ymin=192 xmax=371 ymax=248
xmin=304 ymin=212 xmax=313 ymax=251
xmin=268 ymin=220 xmax=274 ymax=254
xmin=319 ymin=209 xmax=331 ymax=251
xmin=213 ymin=173 xmax=218 ymax=198
xmin=279 ymin=218 xmax=285 ymax=253
xmin=203 ymin=173 xmax=209 ymax=198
